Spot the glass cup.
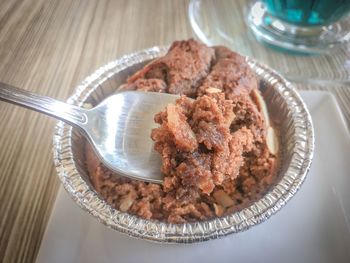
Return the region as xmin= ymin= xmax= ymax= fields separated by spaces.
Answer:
xmin=188 ymin=0 xmax=350 ymax=82
xmin=247 ymin=0 xmax=350 ymax=54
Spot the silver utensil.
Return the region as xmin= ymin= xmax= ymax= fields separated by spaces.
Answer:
xmin=0 ymin=82 xmax=179 ymax=183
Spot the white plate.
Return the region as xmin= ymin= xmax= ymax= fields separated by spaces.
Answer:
xmin=36 ymin=91 xmax=350 ymax=263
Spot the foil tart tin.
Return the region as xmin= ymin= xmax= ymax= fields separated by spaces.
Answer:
xmin=53 ymin=46 xmax=314 ymax=243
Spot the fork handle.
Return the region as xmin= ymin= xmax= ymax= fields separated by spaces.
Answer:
xmin=0 ymin=82 xmax=87 ymax=127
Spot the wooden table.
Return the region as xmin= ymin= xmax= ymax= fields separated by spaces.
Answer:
xmin=0 ymin=1 xmax=348 ymax=262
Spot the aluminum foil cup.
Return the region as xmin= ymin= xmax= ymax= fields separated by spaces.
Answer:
xmin=53 ymin=46 xmax=314 ymax=243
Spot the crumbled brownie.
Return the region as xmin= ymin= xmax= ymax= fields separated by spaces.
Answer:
xmin=126 ymin=39 xmax=215 ymax=96
xmin=86 ymin=39 xmax=279 ymax=223
xmin=122 ymin=78 xmax=167 ymax=92
xmin=151 ymin=94 xmax=255 ymax=195
xmin=198 ymin=46 xmax=257 ymax=98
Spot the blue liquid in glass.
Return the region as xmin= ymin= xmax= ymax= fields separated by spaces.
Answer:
xmin=263 ymin=0 xmax=350 ymax=26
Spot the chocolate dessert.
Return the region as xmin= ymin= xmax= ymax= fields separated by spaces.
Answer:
xmin=86 ymin=39 xmax=278 ymax=223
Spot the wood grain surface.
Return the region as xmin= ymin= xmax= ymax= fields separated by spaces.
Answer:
xmin=0 ymin=0 xmax=348 ymax=262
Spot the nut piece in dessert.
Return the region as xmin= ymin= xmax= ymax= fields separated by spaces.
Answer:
xmin=213 ymin=190 xmax=234 ymax=208
xmin=267 ymin=126 xmax=279 ymax=155
xmin=205 ymin=87 xmax=222 ymax=94
xmin=251 ymin=89 xmax=270 ymax=127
